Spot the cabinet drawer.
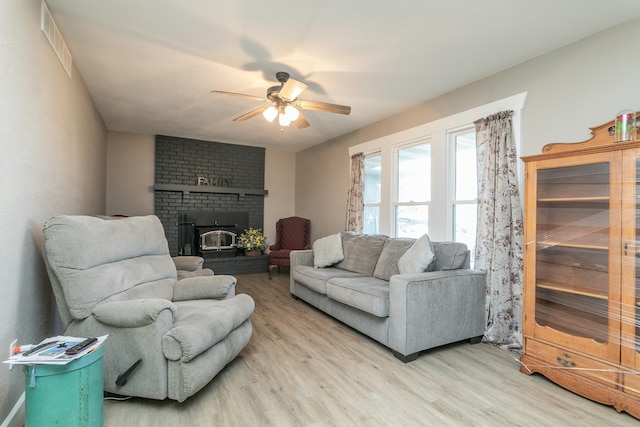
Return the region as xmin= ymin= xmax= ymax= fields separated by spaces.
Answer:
xmin=623 ymin=372 xmax=640 ymax=398
xmin=525 ymin=340 xmax=619 ymax=388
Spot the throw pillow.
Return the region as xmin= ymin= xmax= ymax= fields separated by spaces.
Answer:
xmin=313 ymin=233 xmax=344 ymax=268
xmin=335 ymin=232 xmax=388 ymax=275
xmin=432 ymin=241 xmax=468 ymax=271
xmin=397 ymin=234 xmax=436 ymax=275
xmin=373 ymin=238 xmax=416 ymax=281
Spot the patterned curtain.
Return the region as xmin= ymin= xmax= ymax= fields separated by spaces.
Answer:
xmin=345 ymin=152 xmax=364 ymax=232
xmin=474 ymin=111 xmax=524 ymax=350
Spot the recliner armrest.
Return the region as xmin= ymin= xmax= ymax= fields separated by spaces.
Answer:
xmin=92 ymin=299 xmax=177 ymax=327
xmin=172 ymin=256 xmax=204 ymax=272
xmin=173 ymin=275 xmax=237 ymax=301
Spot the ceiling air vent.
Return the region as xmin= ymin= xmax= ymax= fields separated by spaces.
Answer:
xmin=40 ymin=1 xmax=72 ymax=78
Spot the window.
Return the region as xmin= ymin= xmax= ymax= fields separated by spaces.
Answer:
xmin=395 ymin=142 xmax=431 ymax=238
xmin=352 ymin=92 xmax=525 ymax=248
xmin=451 ymin=129 xmax=477 ymax=258
xmin=363 ymin=153 xmax=381 ymax=235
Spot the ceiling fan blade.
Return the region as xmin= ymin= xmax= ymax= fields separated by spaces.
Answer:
xmin=294 ymin=100 xmax=351 ymax=115
xmin=211 ymin=90 xmax=267 ymax=102
xmin=233 ymin=106 xmax=269 ymax=122
xmin=292 ymin=113 xmax=311 ymax=129
xmin=278 ymin=78 xmax=308 ymax=102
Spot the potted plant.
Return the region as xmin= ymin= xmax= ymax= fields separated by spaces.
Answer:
xmin=238 ymin=227 xmax=267 ymax=256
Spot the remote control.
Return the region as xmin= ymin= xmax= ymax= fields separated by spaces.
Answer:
xmin=22 ymin=341 xmax=59 ymax=356
xmin=64 ymin=337 xmax=98 ymax=355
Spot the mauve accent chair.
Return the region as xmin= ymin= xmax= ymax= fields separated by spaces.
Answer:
xmin=42 ymin=215 xmax=254 ymax=402
xmin=268 ymin=216 xmax=311 ymax=279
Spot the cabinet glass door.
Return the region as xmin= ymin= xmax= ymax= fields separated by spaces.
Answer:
xmin=532 ymin=155 xmax=620 ymax=360
xmin=621 ymin=149 xmax=640 ymax=370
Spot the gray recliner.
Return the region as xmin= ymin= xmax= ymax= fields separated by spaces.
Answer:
xmin=42 ymin=215 xmax=254 ymax=402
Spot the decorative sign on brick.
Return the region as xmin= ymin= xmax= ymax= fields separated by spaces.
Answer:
xmin=197 ymin=176 xmax=232 ymax=187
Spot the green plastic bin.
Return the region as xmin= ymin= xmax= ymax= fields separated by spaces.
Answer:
xmin=23 ymin=345 xmax=104 ymax=427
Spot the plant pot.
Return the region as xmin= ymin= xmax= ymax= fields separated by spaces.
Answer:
xmin=245 ymin=249 xmax=262 ymax=257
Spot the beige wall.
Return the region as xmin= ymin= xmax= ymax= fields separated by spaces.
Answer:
xmin=106 ymin=132 xmax=155 ymax=216
xmin=264 ymin=149 xmax=296 ymax=246
xmin=296 ymin=17 xmax=640 ymax=241
xmin=0 ymin=0 xmax=107 ymax=422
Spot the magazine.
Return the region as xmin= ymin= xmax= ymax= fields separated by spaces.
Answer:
xmin=4 ymin=335 xmax=108 ymax=366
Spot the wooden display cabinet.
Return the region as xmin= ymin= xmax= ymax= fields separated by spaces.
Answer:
xmin=520 ymin=114 xmax=640 ymax=419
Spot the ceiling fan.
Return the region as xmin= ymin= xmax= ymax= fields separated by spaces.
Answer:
xmin=211 ymin=72 xmax=351 ymax=129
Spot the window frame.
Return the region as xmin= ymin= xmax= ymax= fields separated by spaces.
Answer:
xmin=353 ymin=92 xmax=526 ymax=242
xmin=392 ymin=139 xmax=431 ymax=238
xmin=448 ymin=126 xmax=478 ymax=254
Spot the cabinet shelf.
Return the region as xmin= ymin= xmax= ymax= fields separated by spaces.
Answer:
xmin=536 ymin=281 xmax=608 ymax=300
xmin=537 ymin=241 xmax=608 ymax=251
xmin=538 ymin=196 xmax=609 ymax=203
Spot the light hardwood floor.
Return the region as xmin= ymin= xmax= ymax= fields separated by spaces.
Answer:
xmin=103 ymin=273 xmax=638 ymax=426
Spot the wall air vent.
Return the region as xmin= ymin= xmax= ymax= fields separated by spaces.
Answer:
xmin=40 ymin=1 xmax=72 ymax=78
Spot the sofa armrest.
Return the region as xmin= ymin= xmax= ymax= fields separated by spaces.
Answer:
xmin=290 ymin=249 xmax=314 ymax=268
xmin=92 ymin=299 xmax=177 ymax=328
xmin=173 ymin=275 xmax=237 ymax=301
xmin=387 ymin=269 xmax=486 ymax=356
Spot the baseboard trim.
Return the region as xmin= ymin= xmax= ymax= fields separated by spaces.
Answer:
xmin=1 ymin=393 xmax=24 ymax=427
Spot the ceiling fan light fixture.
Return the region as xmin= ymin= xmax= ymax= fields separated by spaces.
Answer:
xmin=284 ymin=105 xmax=300 ymax=121
xmin=278 ymin=112 xmax=291 ymax=127
xmin=262 ymin=106 xmax=278 ymax=122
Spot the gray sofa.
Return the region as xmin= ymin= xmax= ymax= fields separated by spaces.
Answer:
xmin=290 ymin=232 xmax=486 ymax=362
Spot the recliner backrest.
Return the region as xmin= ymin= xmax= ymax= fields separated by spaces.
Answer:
xmin=43 ymin=215 xmax=177 ymax=326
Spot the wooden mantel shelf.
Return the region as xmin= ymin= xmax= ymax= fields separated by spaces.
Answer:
xmin=154 ymin=183 xmax=268 ymax=197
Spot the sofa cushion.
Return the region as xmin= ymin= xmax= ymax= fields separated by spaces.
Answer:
xmin=292 ymin=265 xmax=364 ymax=294
xmin=373 ymin=238 xmax=416 ymax=280
xmin=398 ymin=234 xmax=436 ymax=275
xmin=326 ymin=277 xmax=390 ymax=318
xmin=336 ymin=232 xmax=388 ymax=275
xmin=313 ymin=233 xmax=344 ymax=267
xmin=432 ymin=242 xmax=468 ymax=270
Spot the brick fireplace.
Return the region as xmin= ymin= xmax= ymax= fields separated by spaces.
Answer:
xmin=154 ymin=135 xmax=268 ymax=274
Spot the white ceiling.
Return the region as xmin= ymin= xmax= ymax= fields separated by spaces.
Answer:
xmin=47 ymin=0 xmax=640 ymax=152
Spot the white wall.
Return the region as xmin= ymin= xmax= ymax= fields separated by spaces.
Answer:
xmin=296 ymin=17 xmax=640 ymax=240
xmin=0 ymin=0 xmax=107 ymax=423
xmin=106 ymin=132 xmax=155 ymax=216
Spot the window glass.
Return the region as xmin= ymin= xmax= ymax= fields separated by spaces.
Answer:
xmin=364 ymin=154 xmax=381 ymax=204
xmin=395 ymin=142 xmax=430 ymax=238
xmin=397 ymin=143 xmax=431 ymax=202
xmin=455 ymin=132 xmax=477 ymax=200
xmin=363 ymin=153 xmax=382 ymax=234
xmin=452 ymin=130 xmax=477 ymax=258
xmin=396 ymin=205 xmax=429 ymax=237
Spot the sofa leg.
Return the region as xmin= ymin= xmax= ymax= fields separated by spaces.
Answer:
xmin=469 ymin=335 xmax=483 ymax=344
xmin=268 ymin=265 xmax=274 ymax=280
xmin=392 ymin=351 xmax=419 ymax=363
xmin=291 ymin=294 xmax=299 ymax=300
